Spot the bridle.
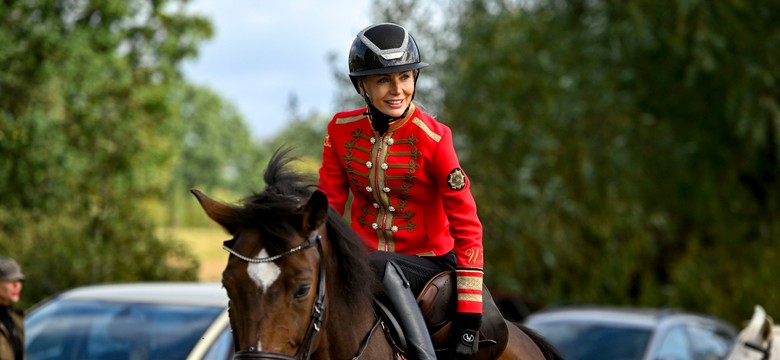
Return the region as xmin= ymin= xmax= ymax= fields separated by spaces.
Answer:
xmin=224 ymin=230 xmax=381 ymax=360
xmin=224 ymin=230 xmax=324 ymax=360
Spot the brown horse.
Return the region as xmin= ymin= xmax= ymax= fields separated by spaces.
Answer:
xmin=192 ymin=150 xmax=562 ymax=360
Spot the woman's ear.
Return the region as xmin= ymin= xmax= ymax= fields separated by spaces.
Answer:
xmin=357 ymin=79 xmax=367 ymax=96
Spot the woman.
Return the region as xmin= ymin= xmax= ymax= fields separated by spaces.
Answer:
xmin=0 ymin=257 xmax=25 ymax=360
xmin=318 ymin=23 xmax=484 ymax=360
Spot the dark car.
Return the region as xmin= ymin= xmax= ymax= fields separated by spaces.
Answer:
xmin=25 ymin=282 xmax=233 ymax=360
xmin=524 ymin=306 xmax=737 ymax=360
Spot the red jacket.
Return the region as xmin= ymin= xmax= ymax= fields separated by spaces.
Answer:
xmin=318 ymin=104 xmax=484 ymax=313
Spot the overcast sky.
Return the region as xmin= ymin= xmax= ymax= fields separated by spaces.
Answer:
xmin=182 ymin=0 xmax=373 ymax=140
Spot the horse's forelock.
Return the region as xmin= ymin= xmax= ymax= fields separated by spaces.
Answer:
xmin=263 ymin=147 xmax=315 ymax=197
xmin=234 ymin=147 xmax=380 ymax=301
xmin=233 ymin=193 xmax=305 ymax=254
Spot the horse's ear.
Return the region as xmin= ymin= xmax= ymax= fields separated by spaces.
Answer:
xmin=302 ymin=190 xmax=329 ymax=233
xmin=191 ymin=189 xmax=237 ymax=234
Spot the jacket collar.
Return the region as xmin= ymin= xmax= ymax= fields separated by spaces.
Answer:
xmin=385 ymin=103 xmax=416 ymax=133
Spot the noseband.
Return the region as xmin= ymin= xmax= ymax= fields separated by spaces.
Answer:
xmin=224 ymin=231 xmax=326 ymax=360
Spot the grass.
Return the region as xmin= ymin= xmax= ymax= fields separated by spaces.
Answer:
xmin=159 ymin=225 xmax=229 ymax=282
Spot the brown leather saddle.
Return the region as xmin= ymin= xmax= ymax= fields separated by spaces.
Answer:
xmin=416 ymin=271 xmax=509 ymax=360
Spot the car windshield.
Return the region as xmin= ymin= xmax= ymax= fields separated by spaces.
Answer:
xmin=25 ymin=298 xmax=223 ymax=360
xmin=529 ymin=321 xmax=653 ymax=360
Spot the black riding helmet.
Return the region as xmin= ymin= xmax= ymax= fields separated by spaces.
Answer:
xmin=348 ymin=23 xmax=429 ymax=94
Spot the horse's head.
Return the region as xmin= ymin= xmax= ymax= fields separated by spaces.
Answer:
xmin=191 ymin=187 xmax=330 ymax=358
xmin=191 ymin=149 xmax=385 ymax=359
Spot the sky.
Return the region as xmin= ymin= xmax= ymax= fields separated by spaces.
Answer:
xmin=182 ymin=0 xmax=373 ymax=140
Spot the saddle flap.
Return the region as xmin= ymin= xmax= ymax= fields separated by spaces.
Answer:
xmin=416 ymin=271 xmax=509 ymax=360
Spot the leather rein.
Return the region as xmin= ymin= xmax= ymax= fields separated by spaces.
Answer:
xmin=224 ymin=230 xmax=381 ymax=360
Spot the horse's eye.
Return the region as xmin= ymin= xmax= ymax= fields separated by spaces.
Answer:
xmin=293 ymin=284 xmax=311 ymax=299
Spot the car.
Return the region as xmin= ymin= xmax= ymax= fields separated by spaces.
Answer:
xmin=523 ymin=306 xmax=737 ymax=360
xmin=24 ymin=282 xmax=233 ymax=360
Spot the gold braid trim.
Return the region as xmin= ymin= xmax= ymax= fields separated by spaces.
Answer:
xmin=336 ymin=114 xmax=366 ymax=124
xmin=411 ymin=118 xmax=442 ymax=143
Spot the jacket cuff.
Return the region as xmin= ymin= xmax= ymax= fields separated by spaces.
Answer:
xmin=456 ymin=268 xmax=483 ymax=313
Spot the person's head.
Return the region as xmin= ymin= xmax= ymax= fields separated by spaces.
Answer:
xmin=0 ymin=257 xmax=24 ymax=306
xmin=348 ymin=23 xmax=428 ymax=117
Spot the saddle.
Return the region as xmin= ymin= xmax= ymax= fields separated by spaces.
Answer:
xmin=376 ymin=271 xmax=509 ymax=360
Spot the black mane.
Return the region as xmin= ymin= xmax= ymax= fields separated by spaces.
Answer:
xmin=233 ymin=148 xmax=380 ymax=306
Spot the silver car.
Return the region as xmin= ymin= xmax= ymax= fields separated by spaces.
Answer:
xmin=524 ymin=306 xmax=737 ymax=360
xmin=25 ymin=282 xmax=233 ymax=360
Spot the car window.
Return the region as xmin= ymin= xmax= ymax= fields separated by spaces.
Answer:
xmin=686 ymin=325 xmax=733 ymax=360
xmin=25 ymin=299 xmax=223 ymax=360
xmin=528 ymin=322 xmax=652 ymax=360
xmin=202 ymin=327 xmax=234 ymax=360
xmin=655 ymin=326 xmax=692 ymax=360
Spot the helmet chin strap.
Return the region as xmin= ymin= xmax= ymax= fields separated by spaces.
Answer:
xmin=359 ymin=78 xmax=416 ymax=136
xmin=362 ymin=96 xmax=410 ymax=136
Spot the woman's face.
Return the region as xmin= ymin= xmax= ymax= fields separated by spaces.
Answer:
xmin=360 ymin=70 xmax=415 ymax=118
xmin=0 ymin=280 xmax=22 ymax=306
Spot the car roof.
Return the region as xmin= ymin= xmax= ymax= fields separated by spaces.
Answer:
xmin=524 ymin=306 xmax=735 ymax=332
xmin=51 ymin=282 xmax=229 ymax=307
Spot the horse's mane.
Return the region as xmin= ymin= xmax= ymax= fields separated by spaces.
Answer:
xmin=234 ymin=148 xmax=380 ymax=306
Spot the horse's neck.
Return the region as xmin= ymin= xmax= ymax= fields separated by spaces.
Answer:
xmin=319 ymin=297 xmax=378 ymax=357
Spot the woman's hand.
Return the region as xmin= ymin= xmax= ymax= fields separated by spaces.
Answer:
xmin=452 ymin=312 xmax=481 ymax=359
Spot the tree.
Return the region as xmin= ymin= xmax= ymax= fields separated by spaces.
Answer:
xmin=0 ymin=0 xmax=212 ymax=307
xmin=261 ymin=103 xmax=330 ymax=180
xmin=444 ymin=0 xmax=779 ymax=323
xmin=166 ymin=85 xmax=268 ymax=226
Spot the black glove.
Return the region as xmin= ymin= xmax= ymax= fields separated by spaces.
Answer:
xmin=452 ymin=312 xmax=482 ymax=359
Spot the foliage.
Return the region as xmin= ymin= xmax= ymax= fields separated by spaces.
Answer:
xmin=443 ymin=0 xmax=779 ymax=324
xmin=3 ymin=0 xmax=777 ymax=327
xmin=0 ymin=0 xmax=212 ymax=307
xmin=166 ymin=84 xmax=267 ymax=227
xmin=259 ymin=109 xmax=330 ymax=182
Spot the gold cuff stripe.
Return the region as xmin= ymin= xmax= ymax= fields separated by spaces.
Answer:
xmin=458 ymin=293 xmax=483 ymax=302
xmin=412 ymin=118 xmax=442 ymax=143
xmin=457 ymin=275 xmax=483 ymax=291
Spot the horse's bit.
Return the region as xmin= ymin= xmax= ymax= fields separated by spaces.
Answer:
xmin=225 ymin=230 xmax=326 ymax=360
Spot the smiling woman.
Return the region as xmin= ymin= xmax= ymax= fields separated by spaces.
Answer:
xmin=318 ymin=22 xmax=486 ymax=360
xmin=361 ymin=71 xmax=417 ymax=118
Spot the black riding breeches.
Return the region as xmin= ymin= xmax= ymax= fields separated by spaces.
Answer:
xmin=369 ymin=250 xmax=456 ymax=297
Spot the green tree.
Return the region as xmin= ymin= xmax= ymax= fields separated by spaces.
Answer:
xmin=0 ymin=0 xmax=212 ymax=307
xmin=444 ymin=0 xmax=779 ymax=323
xmin=260 ymin=97 xmax=331 ymax=180
xmin=166 ymin=85 xmax=268 ymax=226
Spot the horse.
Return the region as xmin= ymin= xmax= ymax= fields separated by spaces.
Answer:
xmin=726 ymin=305 xmax=780 ymax=360
xmin=192 ymin=149 xmax=563 ymax=360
